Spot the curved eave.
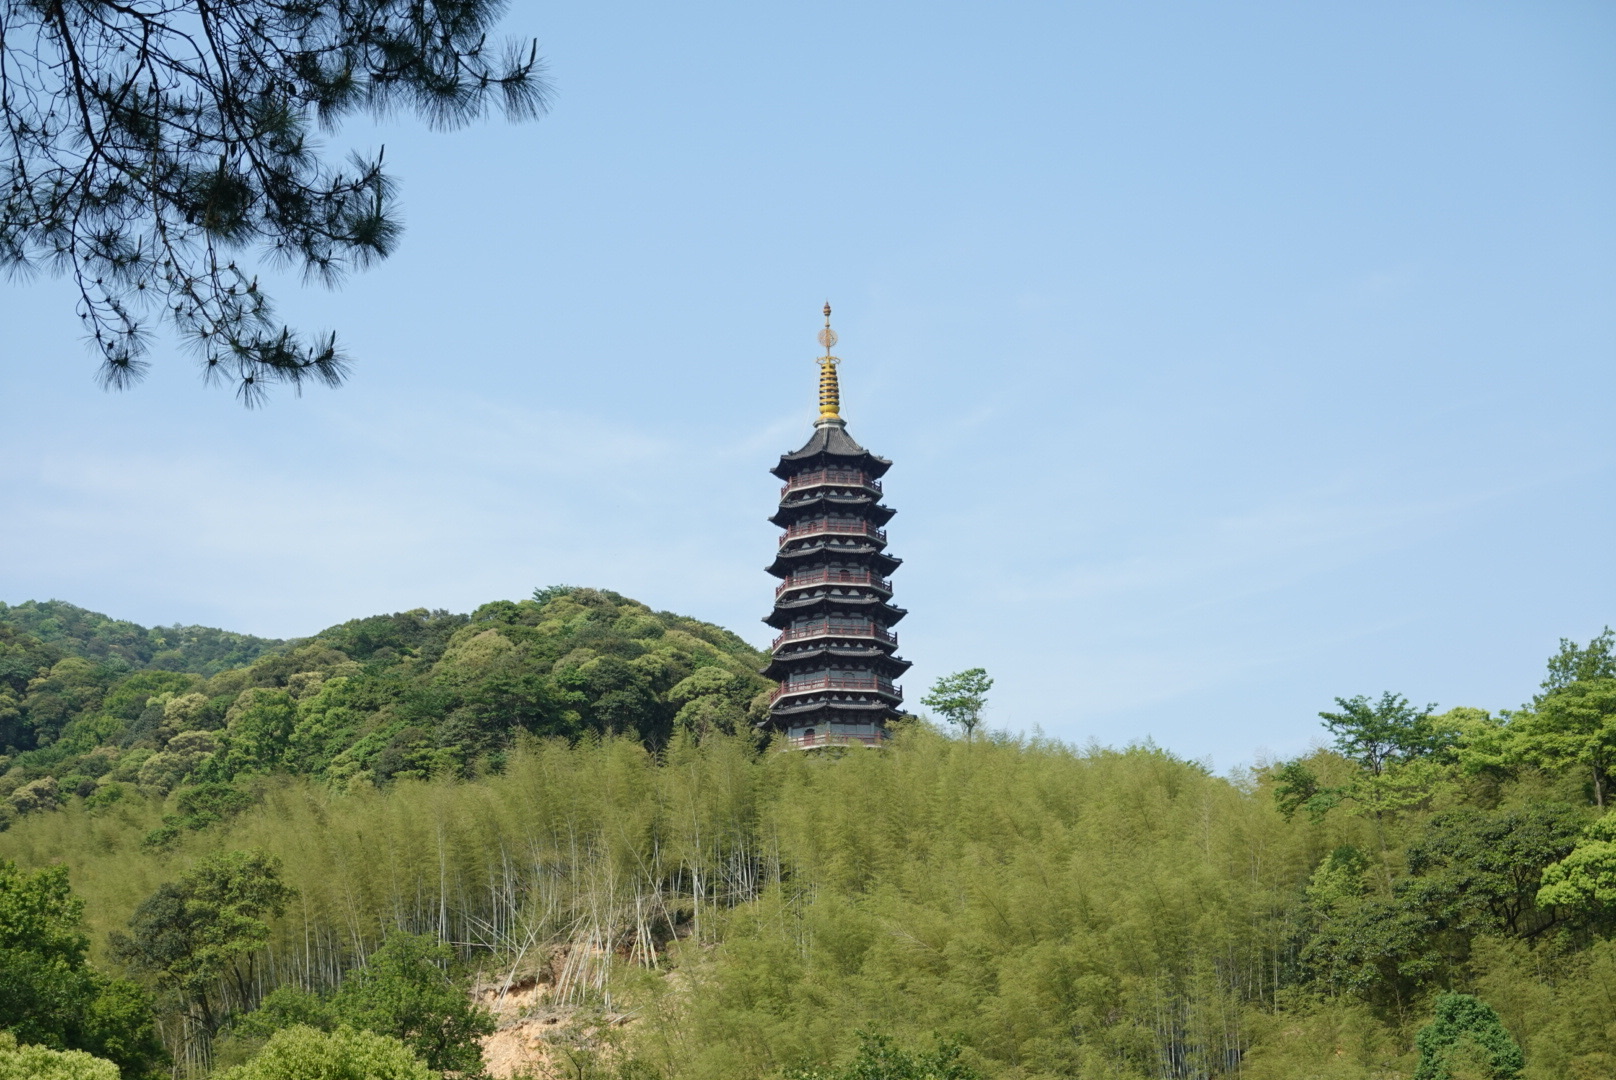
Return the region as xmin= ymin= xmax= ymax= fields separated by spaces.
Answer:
xmin=770 ymin=421 xmax=893 ymax=480
xmin=776 ymin=480 xmax=885 ymax=501
xmin=770 ymin=686 xmax=904 ymax=707
xmin=772 ymin=452 xmax=891 ymax=482
xmin=765 ymin=595 xmax=907 ymax=629
xmin=763 ymin=647 xmax=911 ymax=680
xmin=769 ymin=496 xmax=895 ymax=528
xmin=770 ymin=695 xmax=901 ymax=717
xmin=765 ymin=695 xmax=898 ymax=711
xmin=767 ymin=544 xmax=901 ymax=577
xmin=775 ymin=579 xmax=893 ymax=604
xmin=763 ymin=705 xmax=902 ymax=721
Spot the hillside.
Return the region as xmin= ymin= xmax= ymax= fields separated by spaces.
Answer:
xmin=0 ymin=602 xmax=1613 ymax=1080
xmin=0 ymin=600 xmax=285 ymax=675
xmin=0 ymin=588 xmax=772 ymax=829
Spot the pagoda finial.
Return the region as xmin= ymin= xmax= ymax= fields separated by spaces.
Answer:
xmin=816 ymin=301 xmax=841 ymax=423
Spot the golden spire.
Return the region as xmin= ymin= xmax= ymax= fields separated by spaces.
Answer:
xmin=816 ymin=301 xmax=841 ymax=422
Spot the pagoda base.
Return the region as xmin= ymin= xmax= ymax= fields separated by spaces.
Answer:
xmin=778 ymin=720 xmax=888 ymax=751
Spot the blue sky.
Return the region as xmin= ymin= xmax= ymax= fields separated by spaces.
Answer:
xmin=2 ymin=0 xmax=1612 ymax=767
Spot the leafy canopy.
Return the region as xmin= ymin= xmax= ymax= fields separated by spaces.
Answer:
xmin=1318 ymin=692 xmax=1440 ymax=776
xmin=113 ymin=850 xmax=295 ymax=1033
xmin=1413 ymin=994 xmax=1523 ymax=1080
xmin=1538 ymin=628 xmax=1616 ymax=698
xmin=215 ymin=1025 xmax=431 ymax=1080
xmin=0 ymin=588 xmax=772 ymax=825
xmin=1514 ymin=675 xmax=1616 ymax=809
xmin=0 ymin=0 xmax=549 ymax=403
xmin=1538 ymin=813 xmax=1616 ymax=913
xmin=0 ymin=1033 xmax=118 ymax=1080
xmin=1402 ymin=803 xmax=1584 ymax=938
xmin=0 ymin=861 xmax=164 ymax=1077
xmin=0 ymin=600 xmax=281 ymax=675
xmin=789 ymin=1033 xmax=982 ymax=1080
xmin=920 ymin=668 xmax=993 ymax=741
xmin=240 ymin=932 xmax=493 ymax=1076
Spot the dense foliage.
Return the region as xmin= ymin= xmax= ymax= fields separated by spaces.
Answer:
xmin=113 ymin=850 xmax=295 ymax=1039
xmin=238 ymin=933 xmax=494 ymax=1075
xmin=0 ymin=601 xmax=283 ymax=675
xmin=1412 ymin=994 xmax=1522 ymax=1080
xmin=1 ymin=597 xmax=1613 ymax=1079
xmin=0 ymin=1032 xmax=120 ymax=1080
xmin=0 ymin=589 xmax=773 ymax=836
xmin=788 ymin=1034 xmax=983 ymax=1080
xmin=0 ymin=861 xmax=164 ymax=1077
xmin=213 ymin=1026 xmax=431 ymax=1080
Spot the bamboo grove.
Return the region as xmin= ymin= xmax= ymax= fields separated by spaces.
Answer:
xmin=2 ymin=593 xmax=1615 ymax=1078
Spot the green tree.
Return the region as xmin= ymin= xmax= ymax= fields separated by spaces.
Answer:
xmin=1 ymin=0 xmax=549 ymax=403
xmin=113 ymin=850 xmax=295 ymax=1035
xmin=0 ymin=861 xmax=164 ymax=1077
xmin=0 ymin=1033 xmax=118 ymax=1080
xmin=1537 ymin=629 xmax=1616 ymax=697
xmin=921 ymin=669 xmax=993 ymax=741
xmin=233 ymin=985 xmax=336 ymax=1039
xmin=1269 ymin=760 xmax=1345 ymax=821
xmin=1512 ymin=676 xmax=1616 ymax=808
xmin=18 ymin=657 xmax=111 ymax=749
xmin=134 ymin=729 xmax=219 ymax=794
xmin=235 ymin=934 xmax=492 ymax=1074
xmin=1303 ymin=892 xmax=1444 ymax=1019
xmin=1413 ymin=994 xmax=1522 ymax=1080
xmin=143 ymin=781 xmax=260 ymax=849
xmin=330 ymin=932 xmax=494 ymax=1076
xmin=1538 ymin=813 xmax=1616 ymax=914
xmin=1318 ymin=692 xmax=1441 ymax=776
xmin=0 ymin=600 xmax=281 ymax=673
xmin=1402 ymin=804 xmax=1584 ymax=937
xmin=215 ymin=1025 xmax=431 ymax=1080
xmin=0 ymin=626 xmax=63 ymax=748
xmin=216 ymin=689 xmax=298 ymax=778
xmin=789 ymin=1033 xmax=982 ymax=1080
xmin=99 ymin=671 xmax=200 ymax=730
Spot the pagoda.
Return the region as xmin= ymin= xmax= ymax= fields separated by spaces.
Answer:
xmin=762 ymin=304 xmax=909 ymax=749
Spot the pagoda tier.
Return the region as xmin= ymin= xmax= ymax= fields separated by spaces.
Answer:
xmin=769 ymin=487 xmax=895 ymax=528
xmin=764 ymin=590 xmax=906 ymax=630
xmin=767 ymin=541 xmax=901 ymax=579
xmin=761 ymin=305 xmax=907 ymax=750
xmin=769 ymin=421 xmax=892 ymax=481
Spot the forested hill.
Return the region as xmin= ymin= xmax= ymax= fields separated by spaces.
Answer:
xmin=2 ymin=600 xmax=1616 ymax=1078
xmin=0 ymin=588 xmax=771 ymax=826
xmin=0 ymin=599 xmax=283 ymax=674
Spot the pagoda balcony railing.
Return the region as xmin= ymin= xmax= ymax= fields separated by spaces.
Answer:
xmin=781 ymin=519 xmax=887 ymax=544
xmin=775 ymin=569 xmax=893 ymax=598
xmin=783 ymin=731 xmax=886 ymax=751
xmin=781 ymin=469 xmax=881 ymax=497
xmin=770 ymin=676 xmax=902 ymax=704
xmin=772 ymin=620 xmax=898 ymax=650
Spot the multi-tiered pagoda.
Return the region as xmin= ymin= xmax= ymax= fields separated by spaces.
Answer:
xmin=762 ymin=304 xmax=909 ymax=749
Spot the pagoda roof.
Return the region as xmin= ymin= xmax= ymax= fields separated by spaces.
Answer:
xmin=765 ymin=594 xmax=907 ymax=629
xmin=770 ymin=419 xmax=892 ymax=480
xmin=770 ymin=495 xmax=895 ymax=529
xmin=770 ymin=697 xmax=897 ymax=718
xmin=763 ymin=645 xmax=911 ymax=680
xmin=767 ymin=544 xmax=901 ymax=578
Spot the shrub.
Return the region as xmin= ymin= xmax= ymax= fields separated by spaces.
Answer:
xmin=214 ymin=1025 xmax=431 ymax=1080
xmin=1414 ymin=994 xmax=1523 ymax=1080
xmin=0 ymin=1033 xmax=118 ymax=1080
